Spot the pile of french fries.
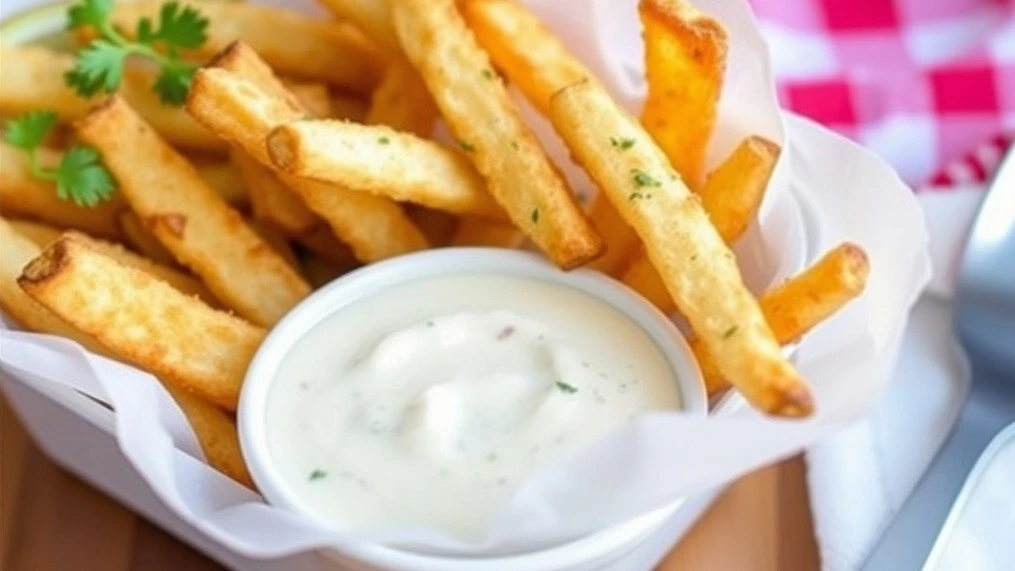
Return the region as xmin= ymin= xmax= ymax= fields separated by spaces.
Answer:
xmin=0 ymin=0 xmax=870 ymax=488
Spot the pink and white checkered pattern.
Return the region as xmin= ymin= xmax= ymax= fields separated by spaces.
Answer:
xmin=749 ymin=0 xmax=1015 ymax=188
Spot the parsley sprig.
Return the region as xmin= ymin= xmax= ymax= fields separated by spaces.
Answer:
xmin=3 ymin=112 xmax=116 ymax=208
xmin=65 ymin=0 xmax=210 ymax=106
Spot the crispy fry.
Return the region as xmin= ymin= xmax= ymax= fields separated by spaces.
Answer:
xmin=63 ymin=230 xmax=217 ymax=304
xmin=267 ymin=120 xmax=505 ymax=219
xmin=329 ymin=92 xmax=369 ymax=121
xmin=695 ymin=243 xmax=870 ymax=395
xmin=230 ymin=150 xmax=319 ymax=237
xmin=621 ymin=135 xmax=781 ymax=308
xmin=282 ymin=79 xmax=334 ymax=118
xmin=406 ymin=205 xmax=459 ymax=247
xmin=549 ymin=80 xmax=810 ymax=417
xmin=246 ymin=218 xmax=301 ymax=270
xmin=187 ymin=52 xmax=427 ymax=261
xmin=461 ymin=0 xmax=591 ymax=114
xmin=18 ymin=237 xmax=265 ymax=410
xmin=366 ymin=60 xmax=438 ymax=137
xmin=76 ymin=96 xmax=310 ymax=327
xmin=162 ymin=384 xmax=253 ymax=488
xmin=640 ymin=0 xmax=728 ymax=189
xmin=117 ymin=210 xmax=178 ymax=267
xmin=7 ymin=220 xmax=63 ymax=249
xmin=316 ymin=0 xmax=400 ymax=53
xmin=585 ymin=193 xmax=640 ymax=275
xmin=392 ymin=0 xmax=602 ymax=269
xmin=192 ymin=159 xmax=249 ymax=208
xmin=450 ymin=216 xmax=525 ymax=248
xmin=112 ymin=2 xmax=386 ymax=93
xmin=0 ymin=141 xmax=123 ymax=239
xmin=0 ymin=46 xmax=224 ymax=153
xmin=0 ymin=219 xmax=109 ymax=355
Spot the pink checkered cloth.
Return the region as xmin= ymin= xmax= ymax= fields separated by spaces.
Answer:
xmin=749 ymin=0 xmax=1015 ymax=189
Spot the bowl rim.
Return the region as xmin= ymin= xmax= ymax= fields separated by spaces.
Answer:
xmin=237 ymin=247 xmax=707 ymax=565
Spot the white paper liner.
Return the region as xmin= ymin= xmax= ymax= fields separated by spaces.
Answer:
xmin=0 ymin=0 xmax=931 ymax=560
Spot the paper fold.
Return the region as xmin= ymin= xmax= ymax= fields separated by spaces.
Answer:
xmin=0 ymin=0 xmax=930 ymax=559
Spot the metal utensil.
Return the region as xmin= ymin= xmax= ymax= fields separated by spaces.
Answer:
xmin=862 ymin=146 xmax=1015 ymax=570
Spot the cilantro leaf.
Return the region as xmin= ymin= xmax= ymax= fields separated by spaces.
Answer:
xmin=137 ymin=2 xmax=209 ymax=50
xmin=153 ymin=62 xmax=195 ymax=106
xmin=56 ymin=146 xmax=117 ymax=207
xmin=3 ymin=111 xmax=58 ymax=150
xmin=64 ymin=39 xmax=127 ymax=97
xmin=67 ymin=0 xmax=114 ymax=30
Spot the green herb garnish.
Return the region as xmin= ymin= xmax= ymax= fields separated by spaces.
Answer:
xmin=555 ymin=381 xmax=578 ymax=394
xmin=481 ymin=69 xmax=494 ymax=80
xmin=628 ymin=192 xmax=651 ymax=201
xmin=3 ymin=111 xmax=116 ymax=207
xmin=459 ymin=140 xmax=475 ymax=152
xmin=610 ymin=136 xmax=635 ymax=150
xmin=65 ymin=0 xmax=210 ymax=106
xmin=308 ymin=469 xmax=327 ymax=481
xmin=378 ymin=136 xmax=390 ymax=145
xmin=632 ymin=169 xmax=661 ymax=188
xmin=531 ymin=208 xmax=540 ymax=223
xmin=722 ymin=325 xmax=738 ymax=339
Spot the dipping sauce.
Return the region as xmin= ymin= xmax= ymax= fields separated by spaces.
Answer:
xmin=266 ymin=274 xmax=681 ymax=538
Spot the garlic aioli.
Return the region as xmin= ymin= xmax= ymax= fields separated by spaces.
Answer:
xmin=266 ymin=274 xmax=681 ymax=538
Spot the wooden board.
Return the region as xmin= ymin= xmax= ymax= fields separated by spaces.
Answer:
xmin=0 ymin=394 xmax=819 ymax=570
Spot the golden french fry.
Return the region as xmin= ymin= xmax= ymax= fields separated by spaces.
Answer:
xmin=19 ymin=237 xmax=265 ymax=410
xmin=187 ymin=52 xmax=427 ymax=262
xmin=0 ymin=46 xmax=225 ymax=153
xmin=585 ymin=193 xmax=640 ymax=275
xmin=617 ymin=247 xmax=673 ymax=309
xmin=392 ymin=0 xmax=602 ymax=269
xmin=695 ymin=243 xmax=870 ymax=395
xmin=549 ymin=80 xmax=810 ymax=417
xmin=246 ymin=218 xmax=301 ymax=270
xmin=112 ymin=2 xmax=386 ymax=93
xmin=0 ymin=218 xmax=109 ymax=355
xmin=329 ymin=92 xmax=369 ymax=121
xmin=406 ymin=205 xmax=459 ymax=247
xmin=192 ymin=159 xmax=249 ymax=208
xmin=267 ymin=120 xmax=505 ymax=219
xmin=117 ymin=210 xmax=178 ymax=267
xmin=450 ymin=216 xmax=525 ymax=248
xmin=76 ymin=96 xmax=310 ymax=327
xmin=6 ymin=220 xmax=63 ymax=249
xmin=162 ymin=384 xmax=253 ymax=488
xmin=460 ymin=0 xmax=591 ymax=115
xmin=315 ymin=0 xmax=399 ymax=53
xmin=699 ymin=135 xmax=780 ymax=242
xmin=230 ymin=150 xmax=319 ymax=237
xmin=640 ymin=0 xmax=728 ymax=190
xmin=0 ymin=141 xmax=124 ymax=239
xmin=282 ymin=79 xmax=334 ymax=118
xmin=366 ymin=60 xmax=438 ymax=137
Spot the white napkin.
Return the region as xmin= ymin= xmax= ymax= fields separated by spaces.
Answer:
xmin=804 ymin=188 xmax=984 ymax=571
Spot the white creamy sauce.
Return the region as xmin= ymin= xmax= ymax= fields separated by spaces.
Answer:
xmin=266 ymin=274 xmax=681 ymax=538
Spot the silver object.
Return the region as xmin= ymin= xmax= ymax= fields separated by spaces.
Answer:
xmin=862 ymin=146 xmax=1015 ymax=570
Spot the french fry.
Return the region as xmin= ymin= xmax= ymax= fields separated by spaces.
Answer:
xmin=392 ymin=0 xmax=602 ymax=269
xmin=282 ymin=79 xmax=334 ymax=118
xmin=0 ymin=46 xmax=225 ymax=153
xmin=267 ymin=120 xmax=505 ymax=219
xmin=295 ymin=225 xmax=358 ymax=267
xmin=366 ymin=60 xmax=438 ymax=137
xmin=460 ymin=0 xmax=591 ymax=115
xmin=230 ymin=150 xmax=319 ymax=237
xmin=315 ymin=0 xmax=400 ymax=53
xmin=246 ymin=218 xmax=301 ymax=270
xmin=330 ymin=92 xmax=369 ymax=122
xmin=621 ymin=135 xmax=781 ymax=309
xmin=695 ymin=243 xmax=870 ymax=395
xmin=585 ymin=193 xmax=641 ymax=275
xmin=406 ymin=205 xmax=459 ymax=247
xmin=549 ymin=80 xmax=810 ymax=417
xmin=112 ymin=2 xmax=386 ymax=93
xmin=0 ymin=141 xmax=123 ymax=239
xmin=640 ymin=0 xmax=728 ymax=190
xmin=187 ymin=48 xmax=427 ymax=261
xmin=7 ymin=220 xmax=63 ymax=249
xmin=76 ymin=96 xmax=310 ymax=327
xmin=117 ymin=210 xmax=178 ymax=267
xmin=193 ymin=159 xmax=249 ymax=208
xmin=64 ymin=230 xmax=217 ymax=304
xmin=18 ymin=237 xmax=265 ymax=410
xmin=0 ymin=218 xmax=109 ymax=356
xmin=162 ymin=384 xmax=254 ymax=488
xmin=451 ymin=216 xmax=525 ymax=248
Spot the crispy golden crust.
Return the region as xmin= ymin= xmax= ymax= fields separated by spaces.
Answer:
xmin=230 ymin=150 xmax=320 ymax=237
xmin=392 ymin=0 xmax=603 ymax=269
xmin=76 ymin=96 xmax=310 ymax=327
xmin=550 ymin=80 xmax=811 ymax=417
xmin=116 ymin=210 xmax=178 ymax=266
xmin=639 ymin=0 xmax=728 ymax=190
xmin=366 ymin=60 xmax=439 ymax=137
xmin=18 ymin=237 xmax=266 ymax=410
xmin=699 ymin=136 xmax=780 ymax=243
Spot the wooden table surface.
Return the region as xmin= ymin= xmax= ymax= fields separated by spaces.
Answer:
xmin=1 ymin=394 xmax=819 ymax=571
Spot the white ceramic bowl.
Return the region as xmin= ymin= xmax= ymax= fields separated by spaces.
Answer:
xmin=238 ymin=247 xmax=707 ymax=571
